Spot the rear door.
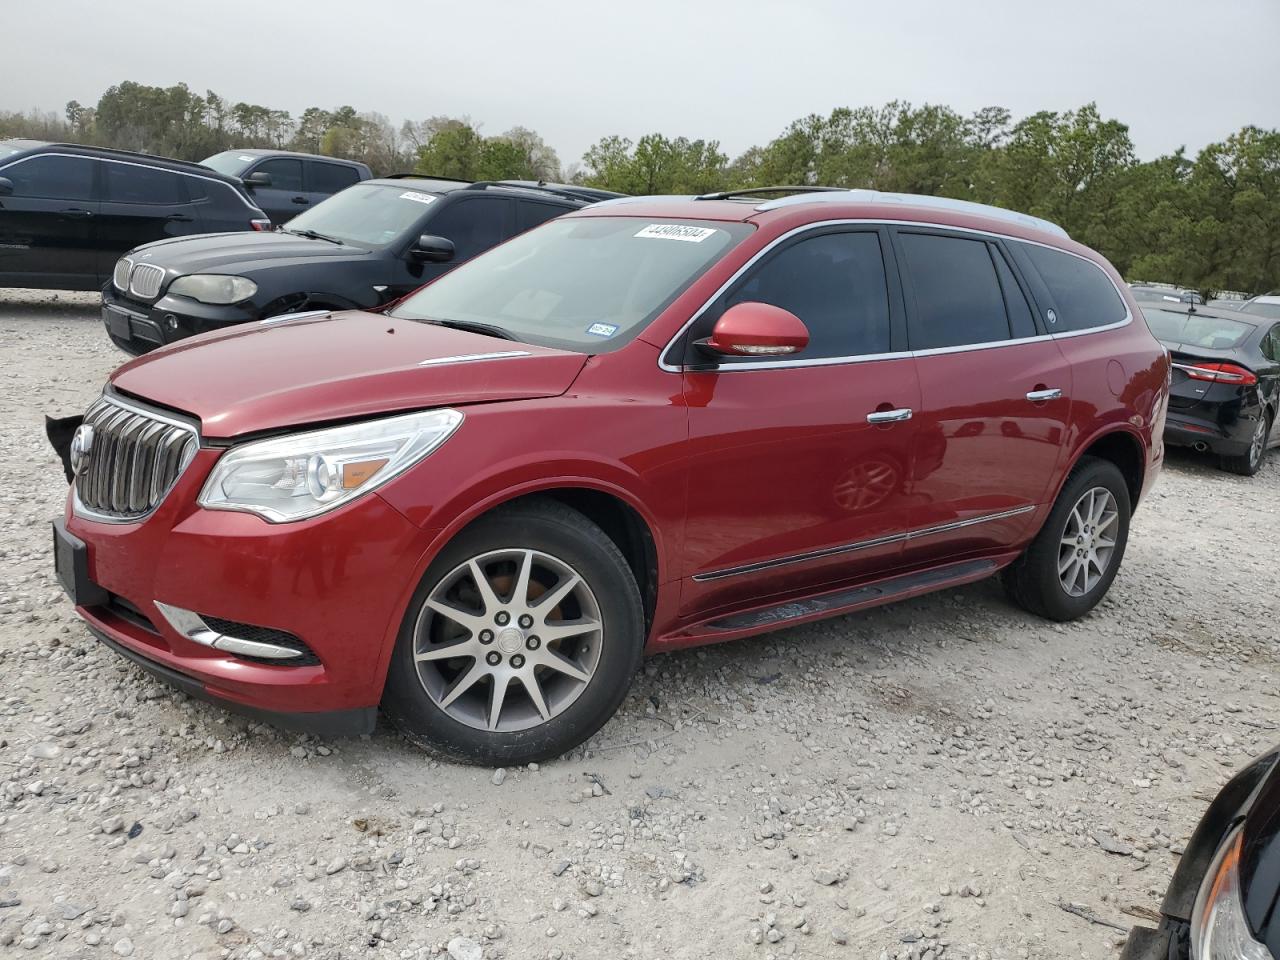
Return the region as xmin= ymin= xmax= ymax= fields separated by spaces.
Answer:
xmin=247 ymin=157 xmax=306 ymax=225
xmin=306 ymin=160 xmax=361 ymax=206
xmin=97 ymin=160 xmax=203 ymax=280
xmin=678 ymin=226 xmax=921 ymax=616
xmin=0 ymin=153 xmax=100 ymax=288
xmin=891 ymin=228 xmax=1072 ymax=564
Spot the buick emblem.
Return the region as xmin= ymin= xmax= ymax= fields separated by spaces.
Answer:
xmin=69 ymin=423 xmax=94 ymax=477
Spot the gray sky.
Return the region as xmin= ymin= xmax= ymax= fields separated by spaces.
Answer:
xmin=5 ymin=0 xmax=1278 ymax=165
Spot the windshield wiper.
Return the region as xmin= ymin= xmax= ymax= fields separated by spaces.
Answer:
xmin=419 ymin=318 xmax=518 ymax=341
xmin=285 ymin=228 xmax=344 ymax=245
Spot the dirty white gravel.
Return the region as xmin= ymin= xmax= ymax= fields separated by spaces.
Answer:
xmin=1 ymin=287 xmax=1278 ymax=960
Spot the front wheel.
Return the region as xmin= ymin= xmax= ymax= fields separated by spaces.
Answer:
xmin=382 ymin=498 xmax=645 ymax=765
xmin=1002 ymin=456 xmax=1132 ymax=622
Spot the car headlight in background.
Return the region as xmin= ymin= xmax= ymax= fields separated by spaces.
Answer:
xmin=1191 ymin=826 xmax=1272 ymax=960
xmin=168 ymin=274 xmax=258 ymax=305
xmin=198 ymin=409 xmax=463 ymax=522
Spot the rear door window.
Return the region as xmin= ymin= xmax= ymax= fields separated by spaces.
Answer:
xmin=719 ymin=229 xmax=893 ymax=360
xmin=896 ymin=231 xmax=1012 ymax=350
xmin=102 ymin=162 xmax=187 ymax=204
xmin=1018 ymin=242 xmax=1128 ymax=332
xmin=424 ymin=197 xmax=513 ymax=261
xmin=308 ymin=161 xmax=360 ymax=194
xmin=3 ymin=155 xmax=96 ymax=200
xmin=255 ymin=158 xmax=304 ymax=192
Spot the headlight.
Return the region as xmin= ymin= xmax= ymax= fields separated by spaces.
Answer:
xmin=198 ymin=409 xmax=463 ymax=522
xmin=168 ymin=274 xmax=258 ymax=305
xmin=1191 ymin=826 xmax=1272 ymax=960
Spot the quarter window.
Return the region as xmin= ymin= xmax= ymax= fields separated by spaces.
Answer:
xmin=898 ymin=232 xmax=1011 ymax=350
xmin=255 ymin=158 xmax=304 ymax=193
xmin=309 ymin=162 xmax=360 ymax=194
xmin=3 ymin=155 xmax=95 ymax=201
xmin=720 ymin=231 xmax=892 ymax=360
xmin=1019 ymin=242 xmax=1127 ymax=332
xmin=103 ymin=163 xmax=186 ymax=204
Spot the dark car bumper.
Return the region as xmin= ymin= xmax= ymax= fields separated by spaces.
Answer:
xmin=102 ymin=284 xmax=258 ymax=355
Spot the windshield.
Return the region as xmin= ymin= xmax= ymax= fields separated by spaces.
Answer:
xmin=283 ymin=183 xmax=436 ymax=247
xmin=390 ymin=216 xmax=754 ymax=352
xmin=200 ymin=151 xmax=256 ymax=176
xmin=1142 ymin=308 xmax=1255 ymax=349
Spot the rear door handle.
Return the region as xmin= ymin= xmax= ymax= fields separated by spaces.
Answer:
xmin=59 ymin=208 xmax=93 ymax=219
xmin=166 ymin=213 xmax=194 ymax=222
xmin=866 ymin=408 xmax=913 ymax=424
xmin=1026 ymin=388 xmax=1062 ymax=402
xmin=291 ymin=196 xmax=309 ymax=204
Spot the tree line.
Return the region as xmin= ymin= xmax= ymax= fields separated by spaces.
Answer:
xmin=2 ymin=81 xmax=1277 ymax=294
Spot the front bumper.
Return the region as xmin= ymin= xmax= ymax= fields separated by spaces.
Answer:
xmin=102 ymin=285 xmax=258 ymax=354
xmin=60 ymin=447 xmax=432 ymax=730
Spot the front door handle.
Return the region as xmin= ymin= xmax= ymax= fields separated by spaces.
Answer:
xmin=59 ymin=208 xmax=93 ymax=219
xmin=1026 ymin=388 xmax=1063 ymax=402
xmin=291 ymin=196 xmax=309 ymax=204
xmin=866 ymin=408 xmax=913 ymax=424
xmin=166 ymin=213 xmax=194 ymax=222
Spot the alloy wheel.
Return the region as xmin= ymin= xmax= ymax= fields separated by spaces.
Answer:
xmin=412 ymin=548 xmax=603 ymax=732
xmin=1057 ymin=487 xmax=1119 ymax=598
xmin=1249 ymin=419 xmax=1267 ymax=470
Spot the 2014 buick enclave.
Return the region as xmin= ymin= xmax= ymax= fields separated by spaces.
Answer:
xmin=51 ymin=187 xmax=1170 ymax=764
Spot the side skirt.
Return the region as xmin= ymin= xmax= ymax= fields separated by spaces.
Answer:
xmin=652 ymin=553 xmax=1019 ymax=651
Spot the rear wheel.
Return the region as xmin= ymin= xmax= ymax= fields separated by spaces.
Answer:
xmin=1002 ymin=456 xmax=1131 ymax=621
xmin=1221 ymin=413 xmax=1271 ymax=477
xmin=382 ymin=499 xmax=644 ymax=765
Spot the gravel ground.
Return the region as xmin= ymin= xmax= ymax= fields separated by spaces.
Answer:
xmin=1 ymin=287 xmax=1278 ymax=960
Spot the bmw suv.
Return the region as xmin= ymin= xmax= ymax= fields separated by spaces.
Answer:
xmin=51 ymin=187 xmax=1170 ymax=765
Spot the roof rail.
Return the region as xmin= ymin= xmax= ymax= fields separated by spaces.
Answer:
xmin=754 ymin=189 xmax=1070 ymax=239
xmin=696 ymin=186 xmax=847 ymax=201
xmin=383 ymin=172 xmax=474 ymax=183
xmin=462 ymin=180 xmax=606 ymax=204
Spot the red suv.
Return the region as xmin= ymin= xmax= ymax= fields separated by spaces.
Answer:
xmin=53 ymin=187 xmax=1170 ymax=764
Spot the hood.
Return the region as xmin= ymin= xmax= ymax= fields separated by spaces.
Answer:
xmin=110 ymin=311 xmax=588 ymax=439
xmin=129 ymin=230 xmax=369 ymax=275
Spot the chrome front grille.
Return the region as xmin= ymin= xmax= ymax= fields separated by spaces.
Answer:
xmin=74 ymin=396 xmax=198 ymax=521
xmin=128 ymin=263 xmax=165 ymax=300
xmin=112 ymin=257 xmax=132 ymax=291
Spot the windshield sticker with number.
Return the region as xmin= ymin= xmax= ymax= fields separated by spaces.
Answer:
xmin=634 ymin=224 xmax=717 ymax=243
xmin=399 ymin=191 xmax=436 ymax=204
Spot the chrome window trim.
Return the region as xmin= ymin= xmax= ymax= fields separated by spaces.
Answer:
xmin=692 ymin=505 xmax=1036 ymax=582
xmin=71 ymin=392 xmax=202 ymax=526
xmin=0 ymin=151 xmax=263 ymax=214
xmin=657 ymin=218 xmax=1131 ymax=374
xmin=418 ymin=351 xmax=532 ymax=367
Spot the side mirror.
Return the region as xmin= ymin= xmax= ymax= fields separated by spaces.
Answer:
xmin=243 ymin=171 xmax=272 ymax=188
xmin=0 ymin=177 xmax=13 ymax=197
xmin=409 ymin=234 xmax=455 ymax=263
xmin=696 ymin=301 xmax=809 ymax=358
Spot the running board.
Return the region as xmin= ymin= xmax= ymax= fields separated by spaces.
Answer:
xmin=703 ymin=559 xmax=999 ymax=632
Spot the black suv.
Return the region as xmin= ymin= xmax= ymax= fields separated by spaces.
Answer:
xmin=200 ymin=149 xmax=373 ymax=226
xmin=0 ymin=140 xmax=269 ymax=291
xmin=101 ymin=178 xmax=623 ymax=355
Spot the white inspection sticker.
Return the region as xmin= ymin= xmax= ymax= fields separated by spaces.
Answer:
xmin=399 ymin=191 xmax=436 ymax=204
xmin=634 ymin=223 xmax=717 ymax=243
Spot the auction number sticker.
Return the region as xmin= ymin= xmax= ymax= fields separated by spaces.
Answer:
xmin=399 ymin=191 xmax=436 ymax=204
xmin=634 ymin=223 xmax=717 ymax=242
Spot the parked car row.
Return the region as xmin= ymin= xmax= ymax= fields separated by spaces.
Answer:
xmin=49 ymin=185 xmax=1171 ymax=765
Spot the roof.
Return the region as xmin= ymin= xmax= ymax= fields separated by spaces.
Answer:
xmin=578 ymin=189 xmax=1078 ymax=248
xmin=366 ymin=176 xmax=474 ymax=193
xmin=3 ymin=142 xmax=247 ymax=185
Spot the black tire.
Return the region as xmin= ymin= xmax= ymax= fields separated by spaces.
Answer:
xmin=382 ymin=497 xmax=645 ymax=765
xmin=1002 ymin=456 xmax=1131 ymax=622
xmin=1220 ymin=412 xmax=1272 ymax=477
